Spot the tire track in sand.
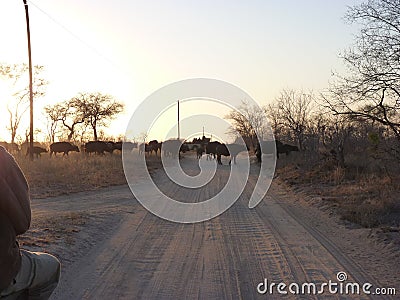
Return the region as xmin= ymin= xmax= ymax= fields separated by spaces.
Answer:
xmin=50 ymin=155 xmax=394 ymax=299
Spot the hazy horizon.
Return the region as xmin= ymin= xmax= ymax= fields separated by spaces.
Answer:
xmin=0 ymin=0 xmax=362 ymax=143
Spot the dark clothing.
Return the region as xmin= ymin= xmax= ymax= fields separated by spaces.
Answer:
xmin=0 ymin=146 xmax=30 ymax=291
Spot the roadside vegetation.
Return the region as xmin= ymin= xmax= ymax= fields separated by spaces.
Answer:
xmin=14 ymin=150 xmax=163 ymax=199
xmin=226 ymin=0 xmax=400 ymax=231
xmin=16 ymin=152 xmax=126 ymax=198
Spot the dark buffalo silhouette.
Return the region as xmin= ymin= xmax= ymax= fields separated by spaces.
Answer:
xmin=50 ymin=142 xmax=80 ymax=157
xmin=106 ymin=141 xmax=116 ymax=152
xmin=20 ymin=141 xmax=43 ymax=155
xmin=113 ymin=141 xmax=123 ymax=152
xmin=205 ymin=141 xmax=221 ymax=160
xmin=148 ymin=140 xmax=161 ymax=155
xmin=84 ymin=141 xmax=113 ymax=155
xmin=26 ymin=146 xmax=47 ymax=158
xmin=196 ymin=146 xmax=204 ymax=159
xmin=256 ymin=140 xmax=299 ymax=162
xmin=161 ymin=139 xmax=188 ymax=158
xmin=276 ymin=141 xmax=299 ymax=158
xmin=216 ymin=143 xmax=248 ymax=165
xmin=180 ymin=143 xmax=189 ymax=153
xmin=138 ymin=140 xmax=161 ymax=156
xmin=105 ymin=141 xmax=124 ymax=153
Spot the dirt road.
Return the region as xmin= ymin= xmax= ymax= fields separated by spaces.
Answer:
xmin=29 ymin=154 xmax=397 ymax=299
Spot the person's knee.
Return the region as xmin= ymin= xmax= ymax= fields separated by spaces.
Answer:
xmin=23 ymin=252 xmax=60 ymax=299
xmin=22 ymin=251 xmax=61 ymax=286
xmin=38 ymin=253 xmax=61 ymax=283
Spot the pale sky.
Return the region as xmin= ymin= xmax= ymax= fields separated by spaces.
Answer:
xmin=0 ymin=0 xmax=361 ymax=143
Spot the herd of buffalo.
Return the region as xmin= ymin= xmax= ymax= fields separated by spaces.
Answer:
xmin=0 ymin=139 xmax=299 ymax=164
xmin=0 ymin=140 xmax=126 ymax=158
xmin=135 ymin=139 xmax=299 ymax=165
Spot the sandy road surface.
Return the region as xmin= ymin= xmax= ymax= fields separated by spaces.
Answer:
xmin=27 ymin=154 xmax=398 ymax=299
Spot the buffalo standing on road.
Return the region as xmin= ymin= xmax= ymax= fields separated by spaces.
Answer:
xmin=148 ymin=140 xmax=161 ymax=156
xmin=205 ymin=141 xmax=221 ymax=160
xmin=196 ymin=146 xmax=204 ymax=159
xmin=216 ymin=143 xmax=248 ymax=165
xmin=50 ymin=142 xmax=80 ymax=157
xmin=162 ymin=139 xmax=188 ymax=158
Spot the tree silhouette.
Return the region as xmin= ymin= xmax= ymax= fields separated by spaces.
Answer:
xmin=324 ymin=0 xmax=400 ymax=141
xmin=78 ymin=92 xmax=124 ymax=141
xmin=0 ymin=63 xmax=47 ymax=144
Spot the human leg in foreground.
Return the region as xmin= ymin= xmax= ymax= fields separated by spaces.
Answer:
xmin=0 ymin=146 xmax=61 ymax=299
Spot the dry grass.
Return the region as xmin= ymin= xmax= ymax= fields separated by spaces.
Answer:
xmin=15 ymin=152 xmax=126 ymax=198
xmin=275 ymin=152 xmax=400 ymax=228
xmin=14 ymin=151 xmax=163 ymax=198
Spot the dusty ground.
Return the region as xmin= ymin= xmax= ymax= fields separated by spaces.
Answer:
xmin=274 ymin=153 xmax=400 ymax=252
xmin=19 ymin=153 xmax=399 ymax=299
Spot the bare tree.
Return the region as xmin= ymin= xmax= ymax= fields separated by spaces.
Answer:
xmin=274 ymin=89 xmax=315 ymax=150
xmin=77 ymin=92 xmax=124 ymax=141
xmin=7 ymin=101 xmax=28 ymax=145
xmin=324 ymin=0 xmax=400 ymax=141
xmin=264 ymin=103 xmax=285 ymax=140
xmin=225 ymin=101 xmax=269 ymax=150
xmin=44 ymin=92 xmax=123 ymax=142
xmin=0 ymin=63 xmax=47 ymax=143
xmin=43 ymin=104 xmax=63 ymax=143
xmin=46 ymin=98 xmax=87 ymax=142
xmin=321 ymin=115 xmax=354 ymax=167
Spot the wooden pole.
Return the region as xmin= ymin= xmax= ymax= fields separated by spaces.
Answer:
xmin=23 ymin=0 xmax=34 ymax=161
xmin=177 ymin=100 xmax=180 ymax=140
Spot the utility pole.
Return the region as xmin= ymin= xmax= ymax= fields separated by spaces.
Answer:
xmin=177 ymin=100 xmax=180 ymax=140
xmin=23 ymin=0 xmax=34 ymax=161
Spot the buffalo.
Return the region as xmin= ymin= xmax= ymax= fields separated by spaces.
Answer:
xmin=50 ymin=142 xmax=80 ymax=157
xmin=205 ymin=141 xmax=222 ymax=160
xmin=138 ymin=141 xmax=161 ymax=156
xmin=26 ymin=146 xmax=47 ymax=158
xmin=20 ymin=141 xmax=43 ymax=155
xmin=276 ymin=140 xmax=299 ymax=158
xmin=196 ymin=146 xmax=204 ymax=159
xmin=148 ymin=140 xmax=161 ymax=155
xmin=216 ymin=143 xmax=248 ymax=165
xmin=113 ymin=141 xmax=123 ymax=152
xmin=106 ymin=141 xmax=124 ymax=153
xmin=84 ymin=141 xmax=114 ymax=155
xmin=256 ymin=140 xmax=299 ymax=162
xmin=161 ymin=139 xmax=188 ymax=158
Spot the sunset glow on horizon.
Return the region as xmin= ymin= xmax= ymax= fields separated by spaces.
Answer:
xmin=0 ymin=0 xmax=362 ymax=143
